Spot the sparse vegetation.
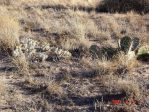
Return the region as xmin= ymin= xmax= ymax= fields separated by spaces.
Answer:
xmin=12 ymin=55 xmax=29 ymax=74
xmin=0 ymin=0 xmax=148 ymax=112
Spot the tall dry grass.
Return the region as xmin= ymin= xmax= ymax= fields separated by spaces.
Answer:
xmin=0 ymin=14 xmax=20 ymax=54
xmin=17 ymin=0 xmax=100 ymax=7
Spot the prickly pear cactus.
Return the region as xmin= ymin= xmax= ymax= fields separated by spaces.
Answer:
xmin=137 ymin=45 xmax=149 ymax=55
xmin=130 ymin=37 xmax=140 ymax=51
xmin=137 ymin=45 xmax=149 ymax=62
xmin=89 ymin=45 xmax=102 ymax=59
xmin=89 ymin=45 xmax=118 ymax=59
xmin=118 ymin=36 xmax=140 ymax=60
xmin=119 ymin=36 xmax=139 ymax=52
xmin=119 ymin=36 xmax=132 ymax=53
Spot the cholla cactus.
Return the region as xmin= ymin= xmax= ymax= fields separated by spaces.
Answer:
xmin=58 ymin=50 xmax=72 ymax=58
xmin=12 ymin=45 xmax=23 ymax=57
xmin=20 ymin=38 xmax=39 ymax=53
xmin=51 ymin=47 xmax=72 ymax=58
xmin=39 ymin=42 xmax=51 ymax=51
xmin=31 ymin=52 xmax=48 ymax=62
xmin=13 ymin=37 xmax=72 ymax=62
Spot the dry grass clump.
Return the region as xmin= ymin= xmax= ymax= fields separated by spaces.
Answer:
xmin=0 ymin=0 xmax=12 ymax=5
xmin=0 ymin=76 xmax=9 ymax=105
xmin=0 ymin=15 xmax=20 ymax=54
xmin=105 ymin=75 xmax=140 ymax=100
xmin=118 ymin=80 xmax=140 ymax=100
xmin=12 ymin=55 xmax=29 ymax=75
xmin=117 ymin=52 xmax=140 ymax=69
xmin=51 ymin=13 xmax=90 ymax=50
xmin=0 ymin=77 xmax=7 ymax=94
xmin=17 ymin=0 xmax=100 ymax=7
xmin=81 ymin=57 xmax=116 ymax=76
xmin=46 ymin=83 xmax=63 ymax=96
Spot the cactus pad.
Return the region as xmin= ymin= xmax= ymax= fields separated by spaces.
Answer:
xmin=119 ymin=36 xmax=132 ymax=53
xmin=130 ymin=37 xmax=140 ymax=51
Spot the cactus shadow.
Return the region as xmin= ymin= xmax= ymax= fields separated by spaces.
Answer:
xmin=96 ymin=0 xmax=149 ymax=13
xmin=137 ymin=53 xmax=149 ymax=62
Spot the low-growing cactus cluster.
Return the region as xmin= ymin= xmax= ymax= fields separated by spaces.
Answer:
xmin=12 ymin=38 xmax=72 ymax=62
xmin=13 ymin=37 xmax=149 ymax=62
xmin=89 ymin=36 xmax=149 ymax=61
xmin=119 ymin=36 xmax=149 ymax=61
xmin=20 ymin=37 xmax=39 ymax=55
xmin=13 ymin=44 xmax=24 ymax=57
xmin=118 ymin=36 xmax=140 ymax=60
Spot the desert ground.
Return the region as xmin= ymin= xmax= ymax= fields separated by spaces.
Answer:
xmin=0 ymin=0 xmax=149 ymax=112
